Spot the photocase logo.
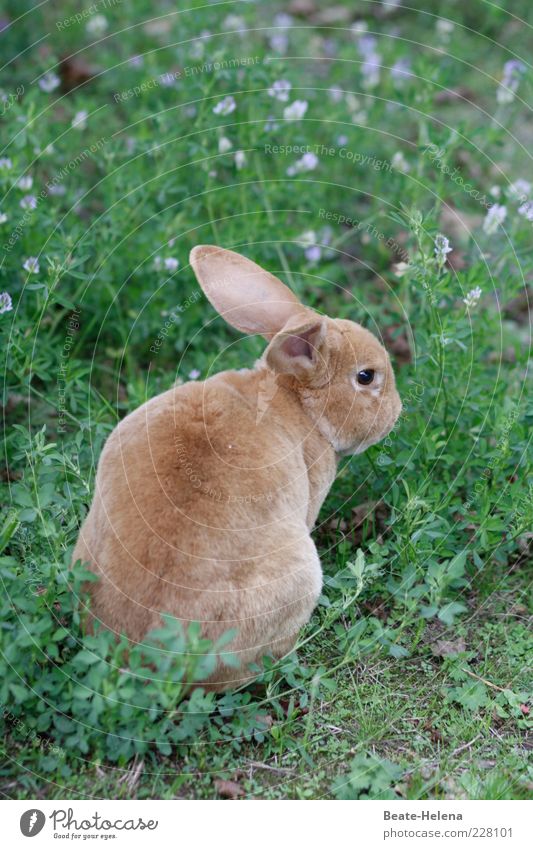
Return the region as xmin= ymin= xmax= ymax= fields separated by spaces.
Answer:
xmin=20 ymin=809 xmax=46 ymax=837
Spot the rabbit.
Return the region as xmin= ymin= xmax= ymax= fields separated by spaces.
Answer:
xmin=73 ymin=245 xmax=402 ymax=690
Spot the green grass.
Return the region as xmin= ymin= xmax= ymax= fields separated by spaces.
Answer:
xmin=1 ymin=0 xmax=532 ymax=799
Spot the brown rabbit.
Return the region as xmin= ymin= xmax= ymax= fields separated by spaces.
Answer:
xmin=73 ymin=246 xmax=402 ymax=689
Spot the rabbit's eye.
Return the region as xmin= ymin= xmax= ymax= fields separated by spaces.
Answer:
xmin=357 ymin=369 xmax=375 ymax=385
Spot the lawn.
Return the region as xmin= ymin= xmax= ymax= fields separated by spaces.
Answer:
xmin=0 ymin=0 xmax=532 ymax=800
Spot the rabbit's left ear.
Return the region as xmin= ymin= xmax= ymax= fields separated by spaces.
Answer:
xmin=190 ymin=245 xmax=305 ymax=339
xmin=265 ymin=314 xmax=329 ymax=381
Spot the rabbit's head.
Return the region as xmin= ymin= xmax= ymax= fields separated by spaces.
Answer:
xmin=190 ymin=246 xmax=402 ymax=456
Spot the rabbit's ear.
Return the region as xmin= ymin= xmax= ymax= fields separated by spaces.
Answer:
xmin=190 ymin=245 xmax=304 ymax=338
xmin=265 ymin=314 xmax=329 ymax=381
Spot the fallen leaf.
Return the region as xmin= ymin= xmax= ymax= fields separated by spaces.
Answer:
xmin=430 ymin=637 xmax=466 ymax=658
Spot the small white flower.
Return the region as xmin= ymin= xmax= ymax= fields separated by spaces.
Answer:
xmin=351 ymin=21 xmax=368 ymax=35
xmin=223 ymin=15 xmax=246 ymax=33
xmin=269 ymin=33 xmax=288 ymax=54
xmin=337 ymin=134 xmax=348 ymax=145
xmin=286 ymin=151 xmax=319 ymax=176
xmin=328 ymin=87 xmax=344 ymax=103
xmin=234 ymin=150 xmax=246 ymax=170
xmin=483 ymin=203 xmax=507 ymax=234
xmin=0 ymin=211 xmax=8 ymax=223
xmin=0 ymin=157 xmax=13 ymax=171
xmin=16 ymin=175 xmax=33 ymax=191
xmin=508 ymin=179 xmax=531 ymax=203
xmin=436 ymin=19 xmax=454 ymax=41
xmin=39 ymin=71 xmax=61 ymax=93
xmin=518 ymin=200 xmax=533 ymax=222
xmin=20 ymin=195 xmax=37 ymax=210
xmin=23 ymin=256 xmax=39 ymax=274
xmin=86 ymin=14 xmax=108 ymax=37
xmin=218 ymin=136 xmax=232 ymax=153
xmin=188 ymin=368 xmax=201 ymax=380
xmin=48 ymin=183 xmax=66 ymax=196
xmin=213 ymin=96 xmax=236 ymax=116
xmin=164 ymin=257 xmax=179 ymax=272
xmin=297 ymin=230 xmax=317 ymax=248
xmin=392 ymin=151 xmax=410 ymax=173
xmin=267 ymin=79 xmax=292 ymax=102
xmin=390 ymin=58 xmax=411 ymax=84
xmin=463 ymin=286 xmax=482 ymax=309
xmin=283 ymin=99 xmax=308 ymax=121
xmin=497 ymin=60 xmax=526 ymax=105
xmin=153 ymin=256 xmax=163 ymax=271
xmin=274 ymin=13 xmax=293 ymax=28
xmin=393 ymin=261 xmax=410 ymax=277
xmin=72 ymin=110 xmax=88 ymax=130
xmin=434 ymin=234 xmax=452 ymax=265
xmin=0 ymin=291 xmax=13 ymax=314
xmin=489 ymin=185 xmax=501 ymax=198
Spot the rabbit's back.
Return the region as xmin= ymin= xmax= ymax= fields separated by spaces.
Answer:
xmin=74 ymin=369 xmax=331 ymax=663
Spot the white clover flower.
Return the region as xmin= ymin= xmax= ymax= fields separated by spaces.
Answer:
xmin=213 ymin=95 xmax=236 ymax=116
xmin=496 ymin=60 xmax=526 ymax=104
xmin=164 ymin=257 xmax=179 ymax=272
xmin=393 ymin=261 xmax=410 ymax=277
xmin=392 ymin=151 xmax=410 ymax=173
xmin=508 ymin=179 xmax=531 ymax=203
xmin=23 ymin=257 xmax=39 ymax=274
xmin=463 ymin=286 xmax=482 ymax=309
xmin=234 ymin=150 xmax=246 ymax=170
xmin=38 ymin=71 xmax=61 ymax=93
xmin=188 ymin=368 xmax=201 ymax=380
xmin=297 ymin=230 xmax=317 ymax=248
xmin=0 ymin=292 xmax=13 ymax=314
xmin=518 ymin=201 xmax=533 ymax=222
xmin=267 ymin=79 xmax=292 ymax=102
xmin=0 ymin=157 xmax=13 ymax=171
xmin=286 ymin=151 xmax=319 ymax=176
xmin=0 ymin=211 xmax=8 ymax=223
xmin=436 ymin=19 xmax=454 ymax=41
xmin=218 ymin=136 xmax=232 ymax=153
xmin=72 ymin=110 xmax=88 ymax=130
xmin=483 ymin=203 xmax=507 ymax=234
xmin=283 ymin=99 xmax=308 ymax=121
xmin=16 ymin=175 xmax=33 ymax=191
xmin=20 ymin=195 xmax=37 ymax=210
xmin=434 ymin=234 xmax=452 ymax=265
xmin=86 ymin=14 xmax=108 ymax=37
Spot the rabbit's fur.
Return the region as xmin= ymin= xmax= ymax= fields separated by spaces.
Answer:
xmin=73 ymin=246 xmax=401 ymax=689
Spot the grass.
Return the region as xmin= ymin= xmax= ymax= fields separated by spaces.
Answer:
xmin=0 ymin=0 xmax=532 ymax=799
